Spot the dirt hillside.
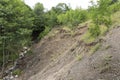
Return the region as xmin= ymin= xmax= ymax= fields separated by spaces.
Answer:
xmin=16 ymin=24 xmax=120 ymax=80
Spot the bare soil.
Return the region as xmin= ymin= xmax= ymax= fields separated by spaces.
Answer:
xmin=16 ymin=25 xmax=120 ymax=80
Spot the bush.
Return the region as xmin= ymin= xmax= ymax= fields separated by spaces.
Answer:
xmin=38 ymin=26 xmax=51 ymax=39
xmin=109 ymin=2 xmax=120 ymax=13
xmin=57 ymin=9 xmax=88 ymax=26
xmin=85 ymin=0 xmax=112 ymax=40
xmin=88 ymin=24 xmax=101 ymax=38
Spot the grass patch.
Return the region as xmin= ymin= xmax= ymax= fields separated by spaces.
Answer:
xmin=81 ymin=23 xmax=100 ymax=44
xmin=63 ymin=26 xmax=74 ymax=35
xmin=59 ymin=26 xmax=75 ymax=37
xmin=89 ymin=43 xmax=101 ymax=55
xmin=76 ymin=54 xmax=83 ymax=61
xmin=81 ymin=31 xmax=96 ymax=44
xmin=62 ymin=26 xmax=72 ymax=32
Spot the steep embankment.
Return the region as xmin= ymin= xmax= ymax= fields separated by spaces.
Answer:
xmin=17 ymin=23 xmax=120 ymax=80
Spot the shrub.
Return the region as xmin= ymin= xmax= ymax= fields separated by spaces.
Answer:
xmin=39 ymin=26 xmax=51 ymax=39
xmin=109 ymin=2 xmax=120 ymax=13
xmin=57 ymin=9 xmax=88 ymax=26
xmin=88 ymin=23 xmax=101 ymax=38
xmin=86 ymin=0 xmax=112 ymax=40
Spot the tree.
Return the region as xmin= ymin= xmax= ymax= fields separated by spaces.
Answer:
xmin=32 ymin=3 xmax=45 ymax=41
xmin=33 ymin=3 xmax=44 ymax=16
xmin=88 ymin=0 xmax=112 ymax=37
xmin=57 ymin=8 xmax=88 ymax=26
xmin=45 ymin=10 xmax=58 ymax=27
xmin=111 ymin=0 xmax=118 ymax=4
xmin=0 ymin=0 xmax=34 ymax=67
xmin=52 ymin=3 xmax=70 ymax=14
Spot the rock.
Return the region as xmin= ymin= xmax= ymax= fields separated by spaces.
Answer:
xmin=19 ymin=52 xmax=24 ymax=59
xmin=15 ymin=75 xmax=18 ymax=78
xmin=23 ymin=47 xmax=28 ymax=50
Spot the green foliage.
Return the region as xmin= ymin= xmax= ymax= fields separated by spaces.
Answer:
xmin=85 ymin=0 xmax=113 ymax=40
xmin=33 ymin=2 xmax=45 ymax=30
xmin=44 ymin=3 xmax=70 ymax=28
xmin=57 ymin=9 xmax=88 ymax=26
xmin=57 ymin=0 xmax=120 ymax=36
xmin=109 ymin=1 xmax=120 ymax=12
xmin=0 ymin=0 xmax=34 ymax=66
xmin=39 ymin=26 xmax=51 ymax=39
xmin=33 ymin=3 xmax=44 ymax=16
xmin=32 ymin=2 xmax=46 ymax=41
xmin=88 ymin=24 xmax=101 ymax=37
xmin=81 ymin=31 xmax=96 ymax=44
xmin=90 ymin=0 xmax=112 ymax=26
xmin=45 ymin=10 xmax=58 ymax=27
xmin=52 ymin=3 xmax=70 ymax=14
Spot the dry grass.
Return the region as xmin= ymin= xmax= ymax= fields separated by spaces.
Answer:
xmin=81 ymin=31 xmax=96 ymax=44
xmin=100 ymin=25 xmax=108 ymax=36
